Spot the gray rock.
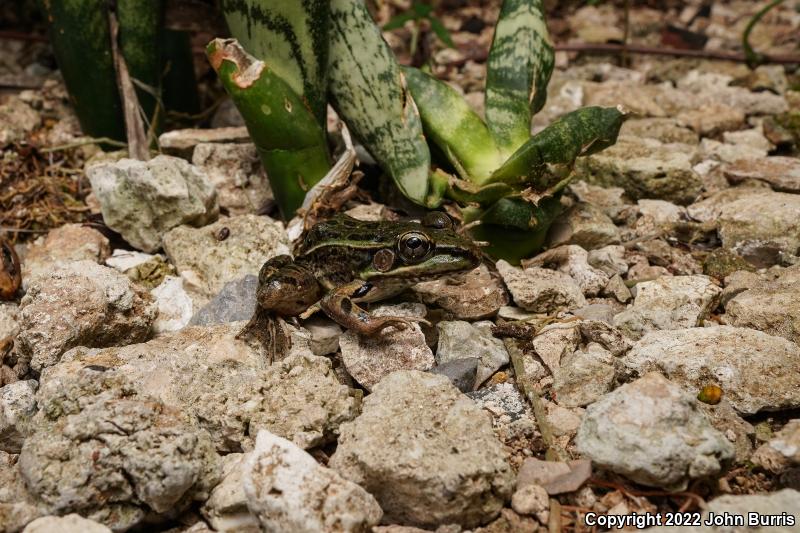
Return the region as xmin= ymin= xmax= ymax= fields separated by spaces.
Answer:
xmin=621 ymin=326 xmax=800 ymax=415
xmin=244 ymin=430 xmax=382 ymax=533
xmin=163 ymin=214 xmax=290 ymax=306
xmin=613 ymin=275 xmax=721 ymax=340
xmin=496 ymin=261 xmax=587 ymax=313
xmin=751 ymin=419 xmax=800 ymax=474
xmin=574 ymin=136 xmax=702 ymax=205
xmin=587 ymin=245 xmax=628 ymax=277
xmin=0 ymin=451 xmax=45 ymax=533
xmin=413 ymin=265 xmax=509 ymax=320
xmin=523 ymin=245 xmax=609 ymax=297
xmin=576 ymin=372 xmax=734 ymax=490
xmin=22 ymin=514 xmax=111 ymax=533
xmin=699 ymin=400 xmax=755 ymax=464
xmin=189 ymin=275 xmax=258 ymax=326
xmin=303 ymin=317 xmax=343 ymax=356
xmin=676 ymin=69 xmax=788 ymax=116
xmin=547 ymin=203 xmax=621 ymax=251
xmin=516 ymin=458 xmax=592 ymax=495
xmin=201 ymin=454 xmax=258 ymax=533
xmin=0 ymin=97 xmax=40 ymax=147
xmin=429 ymin=358 xmax=479 ymax=393
xmin=717 ymin=191 xmax=800 ymax=262
xmin=53 ymin=324 xmax=359 ymax=452
xmin=468 ymin=382 xmax=531 ymax=423
xmin=330 ymin=371 xmax=514 ymax=528
xmin=436 ymin=321 xmax=508 ymax=387
xmin=339 ymin=303 xmax=434 ymax=392
xmin=725 ymin=266 xmax=800 ymax=344
xmin=723 ymin=156 xmax=800 ymax=194
xmin=87 ymin=155 xmax=219 ymax=253
xmin=192 ymin=143 xmax=271 ymax=216
xmin=685 ymin=185 xmax=764 ymax=223
xmin=16 ymin=261 xmax=156 ymax=372
xmin=552 ymin=343 xmax=616 ymax=407
xmin=21 ymin=224 xmax=110 ymax=288
xmin=19 ymin=367 xmax=221 ymax=530
xmin=0 ymin=380 xmax=36 ymax=453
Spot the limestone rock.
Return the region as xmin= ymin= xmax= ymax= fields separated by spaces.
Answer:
xmin=0 ymin=380 xmax=36 ymax=453
xmin=22 ymin=514 xmax=111 ymax=533
xmin=330 ymin=371 xmax=513 ymax=528
xmin=531 ymin=324 xmax=581 ymax=373
xmin=725 ymin=266 xmax=800 ymax=344
xmin=723 ymin=156 xmax=800 ymax=193
xmin=0 ymin=97 xmax=40 ymax=147
xmin=163 ymin=214 xmax=290 ymax=305
xmin=576 ymin=372 xmax=734 ymax=490
xmin=621 ymin=326 xmax=800 ymax=415
xmin=523 ymin=245 xmax=609 ymax=297
xmin=0 ymin=303 xmax=18 ymax=340
xmin=244 ymin=430 xmax=382 ymax=533
xmin=751 ymin=419 xmax=800 ymax=474
xmin=620 ymin=117 xmax=699 ymax=145
xmin=192 ymin=143 xmax=272 ymax=215
xmin=413 ymin=265 xmax=508 ymax=320
xmin=587 ymin=245 xmax=628 ymax=277
xmin=201 ymin=454 xmax=258 ymax=533
xmin=436 ymin=321 xmax=508 ymax=387
xmin=717 ymin=191 xmax=800 ymax=261
xmin=553 ymin=343 xmax=616 ymax=407
xmin=547 ymin=203 xmax=620 ymax=251
xmin=429 ymin=358 xmax=479 ymax=393
xmin=189 ymin=275 xmax=257 ymax=326
xmin=87 ymin=155 xmax=219 ymax=252
xmin=0 ymin=451 xmax=45 ymax=533
xmin=16 ymin=261 xmax=156 ymax=372
xmin=151 ymin=276 xmax=193 ymax=334
xmin=158 ymin=127 xmax=250 ymax=155
xmin=496 ymin=261 xmax=587 ymax=313
xmin=705 ymin=490 xmax=800 ymax=531
xmin=21 ymin=224 xmax=110 ymax=287
xmin=613 ymin=275 xmax=721 ymax=339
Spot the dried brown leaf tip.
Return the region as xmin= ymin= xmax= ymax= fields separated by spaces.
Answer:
xmin=0 ymin=238 xmax=21 ymax=300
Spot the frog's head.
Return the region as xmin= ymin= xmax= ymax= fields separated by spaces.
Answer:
xmin=362 ymin=212 xmax=482 ymax=281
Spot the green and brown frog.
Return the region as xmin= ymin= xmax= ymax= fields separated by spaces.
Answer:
xmin=239 ymin=212 xmax=482 ymax=358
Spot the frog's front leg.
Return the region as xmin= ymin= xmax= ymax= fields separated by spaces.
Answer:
xmin=318 ymin=280 xmax=429 ymax=335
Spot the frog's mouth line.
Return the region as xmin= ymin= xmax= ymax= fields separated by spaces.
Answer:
xmin=362 ymin=251 xmax=480 ymax=280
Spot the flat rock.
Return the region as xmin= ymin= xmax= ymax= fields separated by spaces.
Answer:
xmin=52 ymin=324 xmax=359 ymax=452
xmin=621 ymin=326 xmax=800 ymax=415
xmin=339 ymin=303 xmax=434 ymax=391
xmin=496 ymin=261 xmax=587 ymax=313
xmin=523 ymin=245 xmax=609 ymax=297
xmin=685 ymin=185 xmax=764 ymax=223
xmin=189 ymin=274 xmax=258 ymax=326
xmin=613 ymin=275 xmax=721 ymax=340
xmin=436 ymin=321 xmax=508 ymax=387
xmin=725 ymin=265 xmax=800 ymax=344
xmin=717 ymin=191 xmax=800 ymax=261
xmin=413 ymin=265 xmax=508 ymax=320
xmin=330 ymin=371 xmax=513 ymax=528
xmin=158 ymin=127 xmax=250 ymax=154
xmin=576 ymin=372 xmax=734 ymax=490
xmin=552 ymin=343 xmax=616 ymax=407
xmin=244 ymin=430 xmax=382 ymax=533
xmin=22 ymin=514 xmax=111 ymax=533
xmin=16 ymin=261 xmax=156 ymax=372
xmin=620 ymin=117 xmax=699 ymax=144
xmin=676 ymin=102 xmax=744 ymax=136
xmin=429 ymin=358 xmax=479 ymax=393
xmin=21 ymin=224 xmax=110 ymax=287
xmin=87 ymin=155 xmax=219 ymax=253
xmin=516 ymin=458 xmax=592 ymax=495
xmin=531 ymin=324 xmax=581 ymax=373
xmin=547 ymin=203 xmax=620 ymax=251
xmin=0 ymin=380 xmax=36 ymax=453
xmin=751 ymin=419 xmax=800 ymax=474
xmin=574 ymin=136 xmax=702 ymax=205
xmin=192 ymin=142 xmax=272 ymax=216
xmin=163 ymin=214 xmax=290 ymax=306
xmin=723 ymin=156 xmax=800 ymax=193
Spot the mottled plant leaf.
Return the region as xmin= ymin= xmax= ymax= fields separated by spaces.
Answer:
xmin=208 ymin=39 xmax=330 ymax=219
xmin=485 ymin=0 xmax=554 ymax=156
xmin=403 ymin=66 xmax=504 ymax=183
xmin=328 ymin=0 xmax=431 ymax=205
xmin=488 ymin=106 xmax=627 ymax=188
xmin=221 ymin=0 xmax=330 ymax=124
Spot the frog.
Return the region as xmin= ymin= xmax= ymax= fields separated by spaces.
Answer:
xmin=238 ymin=211 xmax=482 ymax=359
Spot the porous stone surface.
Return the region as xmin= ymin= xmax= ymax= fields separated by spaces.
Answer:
xmin=201 ymin=454 xmax=258 ymax=533
xmin=531 ymin=324 xmax=581 ymax=373
xmin=723 ymin=156 xmax=800 ymax=193
xmin=436 ymin=321 xmax=508 ymax=387
xmin=0 ymin=380 xmax=36 ymax=453
xmin=496 ymin=261 xmax=587 ymax=313
xmin=189 ymin=274 xmax=258 ymax=326
xmin=51 ymin=324 xmax=359 ymax=452
xmin=751 ymin=419 xmax=800 ymax=473
xmin=22 ymin=514 xmax=112 ymax=533
xmin=576 ymin=372 xmax=734 ymax=490
xmin=21 ymin=224 xmax=110 ymax=287
xmin=547 ymin=203 xmax=621 ymax=250
xmin=192 ymin=142 xmax=272 ymax=215
xmin=86 ymin=155 xmax=219 ymax=253
xmin=243 ymin=430 xmax=382 ymax=533
xmin=620 ymin=326 xmax=800 ymax=415
xmin=0 ymin=450 xmax=45 ymax=533
xmin=18 ymin=367 xmax=221 ymax=531
xmin=613 ymin=275 xmax=721 ymax=339
xmin=413 ymin=265 xmax=508 ymax=320
xmin=330 ymin=371 xmax=514 ymax=528
xmin=523 ymin=245 xmax=609 ymax=297
xmin=587 ymin=245 xmax=628 ymax=277
xmin=16 ymin=261 xmax=156 ymax=372
xmin=705 ymin=490 xmax=800 ymax=530
xmin=717 ymin=191 xmax=800 ymax=259
xmin=163 ymin=215 xmax=290 ymax=306
xmin=552 ymin=343 xmax=616 ymax=408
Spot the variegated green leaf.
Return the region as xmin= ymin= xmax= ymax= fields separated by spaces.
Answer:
xmin=221 ymin=0 xmax=329 ymax=124
xmin=485 ymin=0 xmax=554 ymax=157
xmin=402 ymin=66 xmax=504 ymax=184
xmin=488 ymin=106 xmax=627 ymax=188
xmin=208 ymin=39 xmax=330 ymax=219
xmin=328 ymin=0 xmax=431 ymax=205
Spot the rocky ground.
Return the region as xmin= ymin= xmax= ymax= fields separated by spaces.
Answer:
xmin=2 ymin=0 xmax=800 ymax=532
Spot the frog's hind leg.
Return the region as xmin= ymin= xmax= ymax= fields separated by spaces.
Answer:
xmin=319 ymin=280 xmax=430 ymax=335
xmin=236 ymin=308 xmax=291 ymax=364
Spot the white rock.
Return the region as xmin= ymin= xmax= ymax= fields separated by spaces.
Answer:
xmin=751 ymin=419 xmax=800 ymax=474
xmin=576 ymin=372 xmax=734 ymax=490
xmin=531 ymin=325 xmax=581 ymax=373
xmin=496 ymin=261 xmax=587 ymax=313
xmin=23 ymin=514 xmax=112 ymax=533
xmin=243 ymin=430 xmax=382 ymax=533
xmin=0 ymin=302 xmax=18 ymax=339
xmin=151 ymin=276 xmax=194 ymax=334
xmin=201 ymin=454 xmax=260 ymax=533
xmin=21 ymin=224 xmax=110 ymax=287
xmin=717 ymin=191 xmax=800 ymax=260
xmin=0 ymin=380 xmax=36 ymax=453
xmin=587 ymin=245 xmax=628 ymax=276
xmin=436 ymin=321 xmax=509 ymax=387
xmin=105 ymin=249 xmax=156 ymax=273
xmin=523 ymin=246 xmax=609 ymax=297
xmin=552 ymin=343 xmax=616 ymax=407
xmin=511 ymin=484 xmax=549 ymax=516
xmin=621 ymin=326 xmax=800 ymax=415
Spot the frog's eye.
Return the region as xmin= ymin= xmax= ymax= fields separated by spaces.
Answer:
xmin=422 ymin=211 xmax=453 ymax=230
xmin=398 ymin=231 xmax=432 ymax=262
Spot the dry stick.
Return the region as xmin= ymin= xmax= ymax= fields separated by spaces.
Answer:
xmin=108 ymin=10 xmax=149 ymax=161
xmin=554 ymin=42 xmax=800 ymax=65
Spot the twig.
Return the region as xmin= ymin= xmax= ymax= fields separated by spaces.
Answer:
xmin=743 ymin=0 xmax=785 ymax=68
xmin=108 ymin=10 xmax=149 ymax=161
xmin=554 ymin=42 xmax=800 ymax=65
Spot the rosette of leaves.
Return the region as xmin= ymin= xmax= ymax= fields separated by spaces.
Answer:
xmin=402 ymin=0 xmax=628 ymax=262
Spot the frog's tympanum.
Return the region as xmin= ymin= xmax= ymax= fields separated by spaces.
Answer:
xmin=239 ymin=212 xmax=482 ymax=359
